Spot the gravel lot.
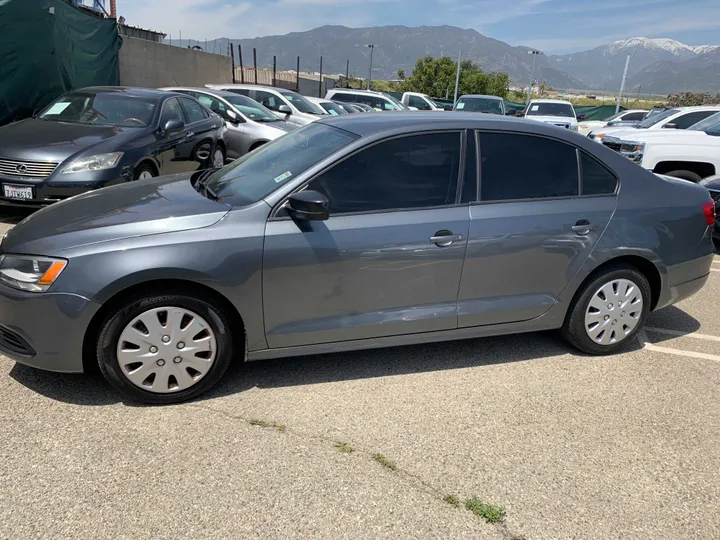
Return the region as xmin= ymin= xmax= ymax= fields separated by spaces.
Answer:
xmin=1 ymin=208 xmax=719 ymax=539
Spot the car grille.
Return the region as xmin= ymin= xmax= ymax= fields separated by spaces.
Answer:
xmin=0 ymin=325 xmax=35 ymax=356
xmin=553 ymin=123 xmax=570 ymax=129
xmin=602 ymin=140 xmax=622 ymax=152
xmin=708 ymin=190 xmax=720 ymax=203
xmin=0 ymin=158 xmax=59 ymax=179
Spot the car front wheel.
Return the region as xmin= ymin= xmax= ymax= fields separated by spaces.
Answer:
xmin=562 ymin=265 xmax=651 ymax=355
xmin=96 ymin=292 xmax=236 ymax=404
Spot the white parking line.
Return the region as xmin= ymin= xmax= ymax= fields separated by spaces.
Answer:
xmin=645 ymin=326 xmax=720 ymax=342
xmin=637 ymin=329 xmax=720 ymax=364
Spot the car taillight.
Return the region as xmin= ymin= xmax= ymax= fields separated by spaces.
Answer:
xmin=702 ymin=200 xmax=715 ymax=226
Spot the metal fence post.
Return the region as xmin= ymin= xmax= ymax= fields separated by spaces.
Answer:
xmin=296 ymin=56 xmax=300 ymax=92
xmin=230 ymin=42 xmax=236 ymax=83
xmin=238 ymin=45 xmax=244 ymax=83
xmin=273 ymin=56 xmax=277 ymax=87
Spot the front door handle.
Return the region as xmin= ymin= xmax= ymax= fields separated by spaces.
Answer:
xmin=430 ymin=231 xmax=463 ymax=247
xmin=571 ymin=220 xmax=598 ymax=235
xmin=185 ymin=131 xmax=195 ymax=138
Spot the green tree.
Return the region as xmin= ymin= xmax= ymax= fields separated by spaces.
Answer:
xmin=401 ymin=56 xmax=509 ymax=100
xmin=397 ymin=69 xmax=405 ymax=81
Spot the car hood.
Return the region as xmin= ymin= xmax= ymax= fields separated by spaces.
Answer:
xmin=0 ymin=118 xmax=141 ymax=163
xmin=525 ymin=115 xmax=577 ymax=125
xmin=608 ymin=130 xmax=712 ymax=143
xmin=1 ymin=173 xmax=231 ymax=256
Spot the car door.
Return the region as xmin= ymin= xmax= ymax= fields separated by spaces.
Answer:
xmin=178 ymin=97 xmax=219 ymax=171
xmin=156 ymin=97 xmax=191 ymax=176
xmin=194 ymin=93 xmax=246 ymax=159
xmin=262 ymin=131 xmax=471 ymax=348
xmin=457 ymin=131 xmax=618 ymax=328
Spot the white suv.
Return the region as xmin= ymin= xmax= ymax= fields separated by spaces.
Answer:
xmin=325 ymin=89 xmax=407 ymax=111
xmin=589 ymin=106 xmax=720 ymax=142
xmin=521 ymin=99 xmax=579 ymax=131
xmin=600 ymin=111 xmax=720 ymax=182
xmin=207 ymin=84 xmax=326 ymax=126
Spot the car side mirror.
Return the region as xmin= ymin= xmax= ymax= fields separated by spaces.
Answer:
xmin=287 ymin=190 xmax=330 ymax=221
xmin=226 ymin=109 xmax=243 ymax=124
xmin=576 ymin=114 xmax=586 ymax=120
xmin=516 ymin=111 xmax=525 ymax=117
xmin=505 ymin=109 xmax=516 ymax=116
xmin=163 ymin=119 xmax=185 ymax=135
xmin=277 ymin=104 xmax=291 ymax=115
xmin=663 ymin=122 xmax=678 ymax=129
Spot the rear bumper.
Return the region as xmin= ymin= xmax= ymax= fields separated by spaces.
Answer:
xmin=656 ymin=252 xmax=713 ymax=310
xmin=0 ymin=283 xmax=101 ymax=373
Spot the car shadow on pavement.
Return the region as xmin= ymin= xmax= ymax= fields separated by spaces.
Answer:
xmin=0 ymin=207 xmax=33 ymax=227
xmin=8 ymin=306 xmax=701 ymax=407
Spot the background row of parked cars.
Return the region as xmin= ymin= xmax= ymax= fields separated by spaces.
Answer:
xmin=0 ymin=82 xmax=719 ymax=228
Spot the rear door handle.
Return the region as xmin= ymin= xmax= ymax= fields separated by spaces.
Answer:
xmin=430 ymin=232 xmax=463 ymax=247
xmin=571 ymin=220 xmax=598 ymax=235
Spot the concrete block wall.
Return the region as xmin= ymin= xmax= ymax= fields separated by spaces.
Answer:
xmin=119 ymin=37 xmax=233 ymax=88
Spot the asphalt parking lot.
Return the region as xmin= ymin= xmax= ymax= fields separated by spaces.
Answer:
xmin=1 ymin=210 xmax=719 ymax=540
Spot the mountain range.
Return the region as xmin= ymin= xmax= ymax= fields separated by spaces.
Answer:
xmin=170 ymin=26 xmax=720 ymax=94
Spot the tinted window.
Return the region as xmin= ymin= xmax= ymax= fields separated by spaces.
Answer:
xmin=622 ymin=112 xmax=645 ymax=121
xmin=637 ymin=108 xmax=678 ymax=128
xmin=526 ymin=102 xmax=575 ymax=118
xmin=408 ymin=95 xmax=431 ymax=110
xmin=581 ymin=152 xmax=617 ymax=195
xmin=332 ymin=93 xmax=356 ymax=103
xmin=227 ymin=88 xmax=250 ymax=97
xmin=204 ymin=123 xmax=357 ymax=205
xmin=160 ymin=97 xmax=184 ymax=125
xmin=308 ymin=132 xmax=461 ymax=214
xmin=456 ymin=97 xmax=503 ymax=114
xmin=180 ymin=98 xmax=207 ymax=123
xmin=672 ymin=110 xmax=717 ymax=129
xmin=479 ymin=133 xmax=578 ymax=201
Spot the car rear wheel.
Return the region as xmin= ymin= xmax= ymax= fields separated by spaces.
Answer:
xmin=96 ymin=293 xmax=235 ymax=404
xmin=665 ymin=170 xmax=703 ymax=183
xmin=213 ymin=146 xmax=225 ymax=168
xmin=561 ymin=265 xmax=651 ymax=355
xmin=134 ymin=163 xmax=156 ymax=181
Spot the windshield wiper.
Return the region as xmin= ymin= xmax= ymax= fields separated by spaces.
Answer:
xmin=193 ymin=169 xmax=220 ymax=201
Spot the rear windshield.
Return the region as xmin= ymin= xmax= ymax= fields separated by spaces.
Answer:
xmin=455 ymin=97 xmax=504 ymax=114
xmin=526 ymin=102 xmax=575 ymax=118
xmin=203 ymin=122 xmax=358 ymax=205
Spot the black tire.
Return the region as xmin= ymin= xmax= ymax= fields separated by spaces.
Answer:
xmin=561 ymin=265 xmax=651 ymax=355
xmin=96 ymin=292 xmax=236 ymax=404
xmin=133 ymin=163 xmax=157 ymax=181
xmin=665 ymin=170 xmax=703 ymax=183
xmin=212 ymin=145 xmax=226 ymax=169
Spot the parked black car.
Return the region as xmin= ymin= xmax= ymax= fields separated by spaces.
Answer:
xmin=0 ymin=87 xmax=225 ymax=207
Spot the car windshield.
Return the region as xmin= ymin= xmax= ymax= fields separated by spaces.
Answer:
xmin=526 ymin=102 xmax=575 ymax=117
xmin=201 ymin=123 xmax=358 ymax=205
xmin=279 ymin=91 xmax=325 ymax=115
xmin=636 ymin=108 xmax=679 ymax=128
xmin=319 ymin=101 xmax=347 ymax=116
xmin=455 ymin=97 xmax=503 ymax=114
xmin=38 ymin=91 xmax=157 ymax=127
xmin=382 ymin=93 xmax=407 ymax=110
xmin=687 ymin=111 xmax=720 ymax=134
xmin=223 ymin=94 xmax=279 ymax=122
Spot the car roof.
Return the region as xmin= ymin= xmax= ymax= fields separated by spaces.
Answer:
xmin=459 ymin=94 xmax=503 ymax=100
xmin=529 ymin=99 xmax=573 ymax=105
xmin=674 ymin=105 xmax=720 ymax=111
xmin=318 ymin=110 xmax=582 ymax=138
xmin=72 ymin=86 xmax=172 ymax=99
xmin=330 ymin=89 xmax=388 ymax=96
xmin=161 ymin=87 xmax=242 ymax=99
xmin=208 ymin=84 xmax=297 ymax=94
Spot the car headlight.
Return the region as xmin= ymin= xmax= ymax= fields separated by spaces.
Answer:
xmin=571 ymin=124 xmax=578 ymax=132
xmin=62 ymin=152 xmax=123 ymax=174
xmin=595 ymin=133 xmax=606 ymax=140
xmin=0 ymin=255 xmax=67 ymax=292
xmin=619 ymin=140 xmax=645 ymax=164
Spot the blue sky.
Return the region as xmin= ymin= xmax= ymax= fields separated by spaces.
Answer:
xmin=118 ymin=0 xmax=720 ymax=53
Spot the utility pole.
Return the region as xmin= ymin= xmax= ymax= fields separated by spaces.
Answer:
xmin=636 ymin=85 xmax=642 ymax=103
xmin=296 ymin=56 xmax=300 ymax=92
xmin=230 ymin=43 xmax=236 ymax=83
xmin=318 ymin=56 xmax=323 ymax=97
xmin=526 ymin=50 xmax=541 ymax=106
xmin=365 ymin=44 xmax=375 ymax=90
xmin=346 ymin=60 xmax=350 ymax=88
xmin=453 ymin=51 xmax=462 ymax=104
xmin=616 ymin=54 xmax=630 ymax=114
xmin=272 ymin=55 xmax=277 ymax=87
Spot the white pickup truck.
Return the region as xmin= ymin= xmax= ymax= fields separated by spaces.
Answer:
xmin=600 ymin=111 xmax=720 ymax=182
xmin=400 ymin=92 xmax=444 ymax=111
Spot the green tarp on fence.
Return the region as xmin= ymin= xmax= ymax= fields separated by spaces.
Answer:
xmin=0 ymin=0 xmax=122 ymax=126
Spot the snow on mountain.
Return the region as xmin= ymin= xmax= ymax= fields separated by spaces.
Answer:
xmin=693 ymin=45 xmax=720 ymax=55
xmin=606 ymin=37 xmax=697 ymax=56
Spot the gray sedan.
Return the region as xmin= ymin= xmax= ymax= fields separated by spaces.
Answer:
xmin=0 ymin=113 xmax=714 ymax=404
xmin=161 ymin=87 xmax=296 ymax=159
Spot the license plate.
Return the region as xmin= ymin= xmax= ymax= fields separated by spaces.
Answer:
xmin=2 ymin=184 xmax=34 ymax=200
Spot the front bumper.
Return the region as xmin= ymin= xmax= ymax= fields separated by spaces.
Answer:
xmin=0 ymin=282 xmax=101 ymax=373
xmin=0 ymin=171 xmax=127 ymax=207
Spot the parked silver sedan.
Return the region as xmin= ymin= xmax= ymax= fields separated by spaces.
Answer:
xmin=161 ymin=87 xmax=296 ymax=159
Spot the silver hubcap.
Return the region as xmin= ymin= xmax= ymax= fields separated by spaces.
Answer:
xmin=213 ymin=149 xmax=224 ymax=168
xmin=116 ymin=307 xmax=217 ymax=393
xmin=584 ymin=278 xmax=643 ymax=345
xmin=138 ymin=170 xmax=154 ymax=180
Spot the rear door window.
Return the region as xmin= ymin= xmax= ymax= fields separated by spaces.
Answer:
xmin=478 ymin=132 xmax=578 ymax=201
xmin=179 ymin=98 xmax=209 ymax=123
xmin=671 ymin=110 xmax=717 ymax=129
xmin=581 ymin=152 xmax=617 ymax=195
